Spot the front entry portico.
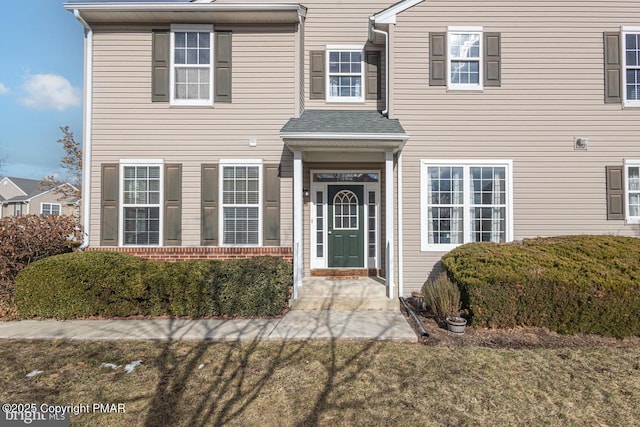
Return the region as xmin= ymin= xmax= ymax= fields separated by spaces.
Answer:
xmin=310 ymin=172 xmax=380 ymax=271
xmin=280 ymin=110 xmax=409 ymax=300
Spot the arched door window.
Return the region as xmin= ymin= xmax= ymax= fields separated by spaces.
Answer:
xmin=333 ymin=190 xmax=359 ymax=229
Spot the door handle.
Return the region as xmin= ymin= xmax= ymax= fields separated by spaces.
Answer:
xmin=328 ymin=231 xmax=332 ymax=235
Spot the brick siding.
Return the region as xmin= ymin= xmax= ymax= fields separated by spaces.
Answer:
xmin=86 ymin=247 xmax=293 ymax=263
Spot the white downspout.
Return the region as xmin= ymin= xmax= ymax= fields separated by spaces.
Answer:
xmin=74 ymin=9 xmax=93 ymax=250
xmin=370 ymin=19 xmax=390 ymax=116
xmin=398 ymin=150 xmax=404 ymax=297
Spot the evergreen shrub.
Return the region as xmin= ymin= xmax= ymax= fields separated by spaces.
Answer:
xmin=441 ymin=235 xmax=640 ymax=338
xmin=16 ymin=252 xmax=292 ymax=319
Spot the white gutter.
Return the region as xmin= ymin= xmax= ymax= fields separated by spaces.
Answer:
xmin=63 ymin=3 xmax=308 ymax=16
xmin=74 ymin=9 xmax=93 ymax=250
xmin=369 ymin=18 xmax=390 ymax=116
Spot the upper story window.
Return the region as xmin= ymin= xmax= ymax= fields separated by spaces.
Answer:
xmin=327 ymin=46 xmax=364 ymax=102
xmin=170 ymin=24 xmax=214 ymax=106
xmin=41 ymin=203 xmax=61 ymax=216
xmin=448 ymin=27 xmax=482 ymax=90
xmin=623 ymin=28 xmax=640 ymax=107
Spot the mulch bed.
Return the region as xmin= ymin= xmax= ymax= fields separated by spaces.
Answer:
xmin=402 ymin=297 xmax=640 ymax=349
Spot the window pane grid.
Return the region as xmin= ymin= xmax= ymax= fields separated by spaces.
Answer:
xmin=368 ymin=191 xmax=376 ymax=258
xmin=333 ymin=190 xmax=359 ymax=230
xmin=425 ymin=164 xmax=509 ymax=246
xmin=222 ymin=166 xmax=260 ymax=245
xmin=625 ymin=33 xmax=640 ymax=101
xmin=628 ymin=166 xmax=640 ymax=217
xmin=470 ymin=167 xmax=507 ymax=243
xmin=122 ymin=166 xmax=161 ymax=246
xmin=449 ymin=32 xmax=481 ymax=86
xmin=328 ymin=50 xmax=363 ymax=99
xmin=174 ymin=30 xmax=211 ymax=102
xmin=427 ymin=166 xmax=464 ymax=244
xmin=316 ymin=191 xmax=324 ymax=258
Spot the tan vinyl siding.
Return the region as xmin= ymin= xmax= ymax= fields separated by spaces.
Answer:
xmin=393 ymin=0 xmax=640 ymax=293
xmin=301 ymin=0 xmax=391 ymax=110
xmin=89 ymin=26 xmax=296 ymax=247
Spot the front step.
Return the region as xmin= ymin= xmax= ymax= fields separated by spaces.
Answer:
xmin=290 ymin=277 xmax=399 ymax=312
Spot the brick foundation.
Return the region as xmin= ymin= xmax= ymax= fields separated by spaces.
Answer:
xmin=86 ymin=246 xmax=293 ymax=263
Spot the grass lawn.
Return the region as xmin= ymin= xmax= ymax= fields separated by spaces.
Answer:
xmin=1 ymin=340 xmax=639 ymax=426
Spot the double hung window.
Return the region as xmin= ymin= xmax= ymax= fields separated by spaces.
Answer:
xmin=421 ymin=160 xmax=512 ymax=251
xmin=41 ymin=203 xmax=61 ymax=216
xmin=122 ymin=164 xmax=161 ymax=245
xmin=625 ymin=160 xmax=640 ymax=222
xmin=327 ymin=46 xmax=364 ymax=102
xmin=171 ymin=24 xmax=214 ymax=105
xmin=623 ymin=27 xmax=640 ymax=107
xmin=221 ymin=162 xmax=261 ymax=245
xmin=448 ymin=27 xmax=482 ymax=90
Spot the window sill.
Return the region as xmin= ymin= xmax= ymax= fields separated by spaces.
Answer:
xmin=421 ymin=243 xmax=462 ymax=252
xmin=446 ymin=88 xmax=484 ymax=94
xmin=169 ymin=104 xmax=215 ymax=109
xmin=325 ymin=99 xmax=366 ymax=104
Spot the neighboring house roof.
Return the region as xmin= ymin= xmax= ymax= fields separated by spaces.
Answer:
xmin=0 ymin=176 xmax=77 ymax=203
xmin=5 ymin=177 xmax=42 ymax=197
xmin=280 ymin=110 xmax=409 ymax=152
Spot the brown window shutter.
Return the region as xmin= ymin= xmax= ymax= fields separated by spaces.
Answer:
xmin=484 ymin=32 xmax=501 ymax=87
xmin=101 ymin=164 xmax=119 ymax=246
xmin=310 ymin=50 xmax=325 ymax=99
xmin=429 ymin=32 xmax=447 ymax=86
xmin=263 ymin=164 xmax=281 ymax=246
xmin=201 ymin=164 xmax=219 ymax=246
xmin=152 ymin=30 xmax=170 ymax=102
xmin=604 ymin=32 xmax=622 ymax=104
xmin=164 ymin=164 xmax=182 ymax=246
xmin=365 ymin=50 xmax=381 ymax=100
xmin=606 ymin=166 xmax=625 ymax=220
xmin=215 ymin=31 xmax=232 ymax=103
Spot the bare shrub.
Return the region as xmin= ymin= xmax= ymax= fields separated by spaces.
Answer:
xmin=0 ymin=214 xmax=81 ymax=287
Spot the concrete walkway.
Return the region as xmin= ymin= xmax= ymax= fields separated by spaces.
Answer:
xmin=0 ymin=310 xmax=418 ymax=342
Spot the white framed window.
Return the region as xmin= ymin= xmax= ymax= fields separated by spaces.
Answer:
xmin=220 ymin=160 xmax=262 ymax=246
xmin=421 ymin=160 xmax=513 ymax=251
xmin=625 ymin=160 xmax=640 ymax=223
xmin=120 ymin=160 xmax=163 ymax=246
xmin=448 ymin=27 xmax=482 ymax=90
xmin=326 ymin=45 xmax=364 ymax=102
xmin=41 ymin=203 xmax=61 ymax=216
xmin=623 ymin=27 xmax=640 ymax=107
xmin=170 ymin=24 xmax=214 ymax=106
xmin=14 ymin=204 xmax=22 ymax=216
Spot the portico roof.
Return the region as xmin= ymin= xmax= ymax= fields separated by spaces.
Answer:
xmin=280 ymin=110 xmax=409 ymax=151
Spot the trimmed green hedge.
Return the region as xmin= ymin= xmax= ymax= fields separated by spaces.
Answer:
xmin=441 ymin=235 xmax=640 ymax=338
xmin=15 ymin=252 xmax=292 ymax=319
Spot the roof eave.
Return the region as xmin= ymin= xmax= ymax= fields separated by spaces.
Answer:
xmin=64 ymin=2 xmax=307 ymax=25
xmin=372 ymin=0 xmax=425 ymax=25
xmin=281 ymin=132 xmax=409 ymax=153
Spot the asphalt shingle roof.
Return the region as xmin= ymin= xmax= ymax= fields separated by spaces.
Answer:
xmin=280 ymin=110 xmax=406 ymax=135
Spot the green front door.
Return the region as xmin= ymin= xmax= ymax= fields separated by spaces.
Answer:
xmin=328 ymin=185 xmax=364 ymax=268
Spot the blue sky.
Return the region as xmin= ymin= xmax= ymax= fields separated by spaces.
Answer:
xmin=0 ymin=1 xmax=84 ymax=180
